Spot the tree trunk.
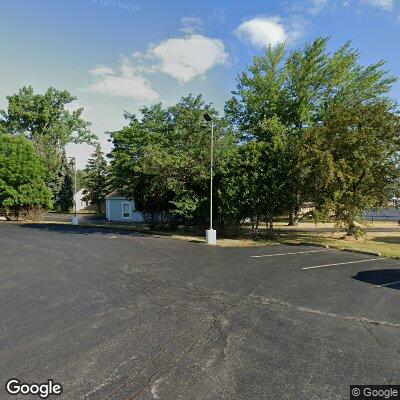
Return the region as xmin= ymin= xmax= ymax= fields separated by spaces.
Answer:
xmin=235 ymin=218 xmax=242 ymax=235
xmin=346 ymin=220 xmax=357 ymax=236
xmin=251 ymin=213 xmax=259 ymax=238
xmin=288 ymin=203 xmax=300 ymax=226
xmin=288 ymin=210 xmax=295 ymax=226
xmin=267 ymin=215 xmax=274 ymax=239
xmin=150 ymin=212 xmax=156 ymax=229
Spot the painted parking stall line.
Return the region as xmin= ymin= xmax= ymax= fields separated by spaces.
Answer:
xmin=302 ymin=258 xmax=385 ymax=270
xmin=251 ymin=249 xmax=328 ymax=258
xmin=377 ymin=280 xmax=400 ymax=288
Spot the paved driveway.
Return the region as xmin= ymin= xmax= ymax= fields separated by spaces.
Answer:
xmin=0 ymin=223 xmax=399 ymax=399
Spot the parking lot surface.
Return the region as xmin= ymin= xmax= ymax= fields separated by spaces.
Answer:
xmin=1 ymin=223 xmax=399 ymax=399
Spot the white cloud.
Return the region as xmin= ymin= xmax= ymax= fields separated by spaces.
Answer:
xmin=87 ymin=76 xmax=159 ymax=101
xmin=235 ymin=17 xmax=287 ymax=48
xmin=361 ymin=0 xmax=394 ymax=10
xmin=180 ymin=17 xmax=203 ymax=34
xmin=152 ymin=34 xmax=228 ymax=83
xmin=86 ymin=60 xmax=159 ymax=101
xmin=86 ymin=32 xmax=228 ymax=92
xmin=89 ymin=66 xmax=116 ymax=77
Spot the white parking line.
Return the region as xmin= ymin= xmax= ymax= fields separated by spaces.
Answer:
xmin=251 ymin=249 xmax=327 ymax=258
xmin=377 ymin=280 xmax=400 ymax=288
xmin=302 ymin=258 xmax=384 ymax=270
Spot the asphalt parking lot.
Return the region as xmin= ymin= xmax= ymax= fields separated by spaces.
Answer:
xmin=0 ymin=223 xmax=399 ymax=400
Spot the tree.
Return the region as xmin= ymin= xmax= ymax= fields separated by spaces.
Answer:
xmin=109 ymin=95 xmax=237 ymax=228
xmin=83 ymin=143 xmax=109 ymax=213
xmin=225 ymin=45 xmax=293 ymax=233
xmin=0 ymin=135 xmax=51 ymax=220
xmin=285 ymin=39 xmax=396 ymax=224
xmin=300 ymin=102 xmax=400 ymax=236
xmin=167 ymin=95 xmax=237 ymax=225
xmin=226 ymin=37 xmax=397 ymax=232
xmin=49 ymin=152 xmax=74 ymax=212
xmin=0 ymin=86 xmax=96 ymax=184
xmin=75 ymin=169 xmax=87 ymax=191
xmin=108 ymin=107 xmax=173 ymax=227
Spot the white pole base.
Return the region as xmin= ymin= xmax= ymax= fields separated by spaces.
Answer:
xmin=206 ymin=229 xmax=217 ymax=245
xmin=71 ymin=216 xmax=79 ymax=225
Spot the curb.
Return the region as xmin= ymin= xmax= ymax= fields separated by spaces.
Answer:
xmin=283 ymin=241 xmax=330 ymax=249
xmin=343 ymin=248 xmax=382 ymax=257
xmin=300 ymin=241 xmax=330 ymax=249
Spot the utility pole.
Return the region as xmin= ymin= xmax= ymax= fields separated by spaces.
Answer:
xmin=70 ymin=157 xmax=79 ymax=225
xmin=203 ymin=113 xmax=216 ymax=245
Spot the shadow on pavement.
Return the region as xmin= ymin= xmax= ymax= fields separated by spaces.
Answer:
xmin=18 ymin=223 xmax=149 ymax=237
xmin=352 ymin=269 xmax=400 ymax=290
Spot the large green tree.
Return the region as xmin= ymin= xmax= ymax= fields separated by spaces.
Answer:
xmin=225 ymin=45 xmax=292 ymax=233
xmin=300 ymin=102 xmax=400 ymax=236
xmin=218 ymin=137 xmax=290 ymax=238
xmin=286 ymin=39 xmax=395 ymax=224
xmin=0 ymin=135 xmax=52 ymax=220
xmin=226 ymin=37 xmax=397 ymax=232
xmin=0 ymin=86 xmax=96 ymax=184
xmin=109 ymin=95 xmax=237 ymax=228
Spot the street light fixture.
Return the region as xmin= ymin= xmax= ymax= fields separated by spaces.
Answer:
xmin=69 ymin=157 xmax=79 ymax=226
xmin=203 ymin=113 xmax=216 ymax=245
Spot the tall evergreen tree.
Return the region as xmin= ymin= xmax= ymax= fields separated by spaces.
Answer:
xmin=83 ymin=144 xmax=108 ymax=213
xmin=50 ymin=151 xmax=74 ymax=212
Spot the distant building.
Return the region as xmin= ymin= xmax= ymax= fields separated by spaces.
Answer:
xmin=363 ymin=207 xmax=400 ymax=221
xmin=74 ymin=188 xmax=89 ymax=212
xmin=105 ymin=190 xmax=144 ymax=222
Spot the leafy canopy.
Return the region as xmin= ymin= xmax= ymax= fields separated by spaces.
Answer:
xmin=0 ymin=135 xmax=52 ymax=217
xmin=109 ymin=94 xmax=238 ymax=225
xmin=0 ymin=86 xmax=96 ymax=180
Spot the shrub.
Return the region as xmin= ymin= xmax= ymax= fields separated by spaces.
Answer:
xmin=0 ymin=135 xmax=52 ymax=220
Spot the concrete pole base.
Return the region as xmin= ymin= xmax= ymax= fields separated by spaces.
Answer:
xmin=206 ymin=229 xmax=217 ymax=245
xmin=71 ymin=216 xmax=79 ymax=225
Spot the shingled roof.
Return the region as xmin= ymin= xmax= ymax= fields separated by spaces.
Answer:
xmin=105 ymin=190 xmax=128 ymax=199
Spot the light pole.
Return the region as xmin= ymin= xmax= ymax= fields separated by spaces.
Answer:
xmin=203 ymin=113 xmax=216 ymax=245
xmin=69 ymin=157 xmax=79 ymax=225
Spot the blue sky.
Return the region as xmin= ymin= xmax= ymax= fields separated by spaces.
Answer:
xmin=1 ymin=0 xmax=399 ymax=168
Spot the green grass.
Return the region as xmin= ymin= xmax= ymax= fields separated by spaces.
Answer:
xmin=273 ymin=221 xmax=400 ymax=258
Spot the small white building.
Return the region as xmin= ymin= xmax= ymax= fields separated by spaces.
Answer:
xmin=74 ymin=188 xmax=89 ymax=212
xmin=105 ymin=190 xmax=144 ymax=222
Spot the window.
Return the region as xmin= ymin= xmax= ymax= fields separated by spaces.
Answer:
xmin=122 ymin=202 xmax=131 ymax=219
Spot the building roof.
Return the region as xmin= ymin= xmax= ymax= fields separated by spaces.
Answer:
xmin=105 ymin=189 xmax=128 ymax=199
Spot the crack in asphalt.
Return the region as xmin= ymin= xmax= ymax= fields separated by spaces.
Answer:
xmin=116 ymin=267 xmax=400 ymax=330
xmin=252 ymin=295 xmax=400 ymax=329
xmin=128 ymin=314 xmax=223 ymax=400
xmin=81 ymin=325 xmax=200 ymax=400
xmin=82 ymin=257 xmax=400 ymax=399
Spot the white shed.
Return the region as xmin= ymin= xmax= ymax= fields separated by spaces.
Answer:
xmin=73 ymin=188 xmax=89 ymax=212
xmin=105 ymin=190 xmax=144 ymax=222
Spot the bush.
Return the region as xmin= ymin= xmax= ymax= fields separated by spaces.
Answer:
xmin=0 ymin=135 xmax=52 ymax=220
